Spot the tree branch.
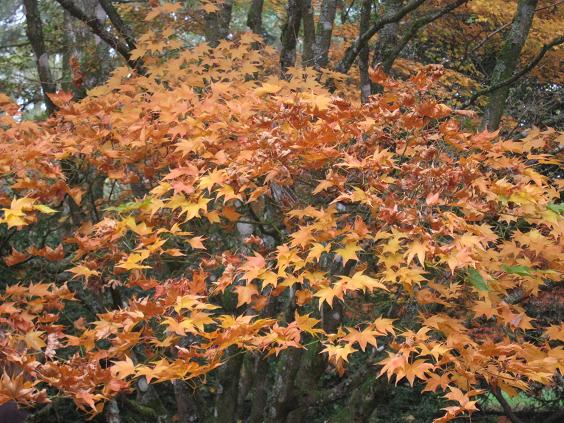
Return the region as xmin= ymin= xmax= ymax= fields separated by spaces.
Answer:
xmin=0 ymin=41 xmax=31 ymax=50
xmin=53 ymin=0 xmax=141 ymax=71
xmin=465 ymin=35 xmax=564 ymax=107
xmin=303 ymin=359 xmax=375 ymax=407
xmin=98 ymin=0 xmax=137 ymax=49
xmin=491 ymin=386 xmax=526 ymax=423
xmin=381 ymin=0 xmax=468 ymax=73
xmin=535 ymin=0 xmax=564 ymax=12
xmin=334 ymin=0 xmax=428 ymax=74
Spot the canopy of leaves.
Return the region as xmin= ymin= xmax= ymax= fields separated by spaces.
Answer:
xmin=0 ymin=2 xmax=562 ymax=423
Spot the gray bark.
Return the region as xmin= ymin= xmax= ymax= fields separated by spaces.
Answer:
xmin=372 ymin=0 xmax=401 ymax=68
xmin=313 ymin=0 xmax=338 ymax=68
xmin=23 ymin=0 xmax=56 ymax=115
xmin=359 ymin=0 xmax=372 ymax=103
xmin=60 ymin=2 xmax=113 ymax=96
xmin=334 ymin=0 xmax=427 ymax=74
xmin=104 ymin=399 xmax=121 ymax=423
xmin=173 ymin=380 xmax=199 ymax=423
xmin=267 ymin=348 xmax=303 ymax=423
xmin=466 ymin=35 xmax=564 ymax=107
xmin=204 ymin=0 xmax=234 ymax=47
xmin=280 ymin=0 xmax=303 ymax=74
xmin=379 ymin=0 xmax=468 ymax=74
xmin=54 ymin=0 xmax=142 ymax=72
xmin=302 ymin=0 xmax=315 ymax=66
xmin=98 ymin=0 xmax=137 ymax=49
xmin=483 ymin=0 xmax=538 ymax=130
xmin=213 ymin=352 xmax=244 ymax=423
xmin=248 ymin=356 xmax=270 ymax=423
xmin=247 ymin=0 xmax=264 ymax=34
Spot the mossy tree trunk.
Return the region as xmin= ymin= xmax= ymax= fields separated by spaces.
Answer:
xmin=483 ymin=0 xmax=538 ymax=130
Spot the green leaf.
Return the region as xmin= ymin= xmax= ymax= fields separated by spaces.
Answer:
xmin=501 ymin=264 xmax=532 ymax=276
xmin=105 ymin=198 xmax=152 ymax=213
xmin=547 ymin=203 xmax=564 ymax=215
xmin=467 ymin=268 xmax=489 ymax=291
xmin=33 ymin=204 xmax=58 ymax=214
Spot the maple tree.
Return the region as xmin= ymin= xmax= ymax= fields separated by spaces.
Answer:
xmin=0 ymin=1 xmax=563 ymax=423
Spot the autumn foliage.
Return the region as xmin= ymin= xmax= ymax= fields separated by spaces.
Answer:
xmin=0 ymin=21 xmax=563 ymax=423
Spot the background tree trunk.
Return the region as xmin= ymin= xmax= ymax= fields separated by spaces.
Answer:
xmin=302 ymin=0 xmax=315 ymax=66
xmin=173 ymin=380 xmax=199 ymax=423
xmin=204 ymin=0 xmax=234 ymax=47
xmin=213 ymin=352 xmax=244 ymax=423
xmin=23 ymin=0 xmax=56 ymax=115
xmin=104 ymin=399 xmax=121 ymax=423
xmin=313 ymin=0 xmax=338 ymax=68
xmin=248 ymin=356 xmax=270 ymax=423
xmin=280 ymin=0 xmax=303 ymax=74
xmin=359 ymin=0 xmax=373 ymax=103
xmin=247 ymin=0 xmax=264 ymax=34
xmin=372 ymin=0 xmax=400 ymax=68
xmin=483 ymin=0 xmax=538 ymax=130
xmin=268 ymin=348 xmax=302 ymax=423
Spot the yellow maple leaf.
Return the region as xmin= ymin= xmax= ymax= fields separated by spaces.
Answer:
xmin=234 ymin=283 xmax=259 ymax=307
xmin=405 ymin=240 xmax=427 ymax=267
xmin=335 ymin=241 xmax=362 ymax=263
xmin=343 ymin=327 xmax=379 ymax=351
xmin=68 ymin=265 xmax=100 ymax=280
xmin=340 ymin=271 xmax=388 ymax=293
xmin=545 ymin=324 xmax=564 ymax=342
xmin=322 ymin=342 xmax=357 ymax=362
xmin=117 ymin=250 xmax=151 ymax=270
xmin=24 ymin=330 xmax=46 ymax=351
xmin=294 ymin=311 xmax=323 ymax=336
xmin=1 ymin=197 xmax=36 ymax=228
xmin=314 ymin=282 xmax=344 ymax=309
xmin=110 ymin=356 xmax=136 ymax=380
xmin=254 ymin=83 xmax=282 ymax=96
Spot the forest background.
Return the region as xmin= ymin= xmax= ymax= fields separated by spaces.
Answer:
xmin=0 ymin=1 xmax=563 ymax=423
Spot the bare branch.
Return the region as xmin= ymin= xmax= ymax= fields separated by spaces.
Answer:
xmin=334 ymin=0 xmax=428 ymax=74
xmin=380 ymin=0 xmax=468 ymax=73
xmin=491 ymin=387 xmax=526 ymax=423
xmin=53 ymin=0 xmax=141 ymax=71
xmin=465 ymin=35 xmax=564 ymax=107
xmin=98 ymin=0 xmax=137 ymax=50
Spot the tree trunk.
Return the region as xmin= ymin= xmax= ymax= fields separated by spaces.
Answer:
xmin=173 ymin=380 xmax=199 ymax=423
xmin=62 ymin=10 xmax=76 ymax=93
xmin=213 ymin=352 xmax=244 ymax=423
xmin=247 ymin=0 xmax=264 ymax=34
xmin=372 ymin=0 xmax=401 ymax=68
xmin=483 ymin=0 xmax=538 ymax=130
xmin=204 ymin=0 xmax=234 ymax=47
xmin=23 ymin=0 xmax=56 ymax=115
xmin=359 ymin=0 xmax=372 ymax=103
xmin=104 ymin=398 xmax=121 ymax=423
xmin=92 ymin=3 xmax=114 ymax=86
xmin=280 ymin=0 xmax=303 ymax=74
xmin=248 ymin=356 xmax=270 ymax=423
xmin=371 ymin=0 xmax=400 ymax=93
xmin=313 ymin=0 xmax=338 ymax=68
xmin=302 ymin=0 xmax=315 ymax=66
xmin=267 ymin=348 xmax=302 ymax=423
xmin=235 ymin=355 xmax=255 ymax=422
